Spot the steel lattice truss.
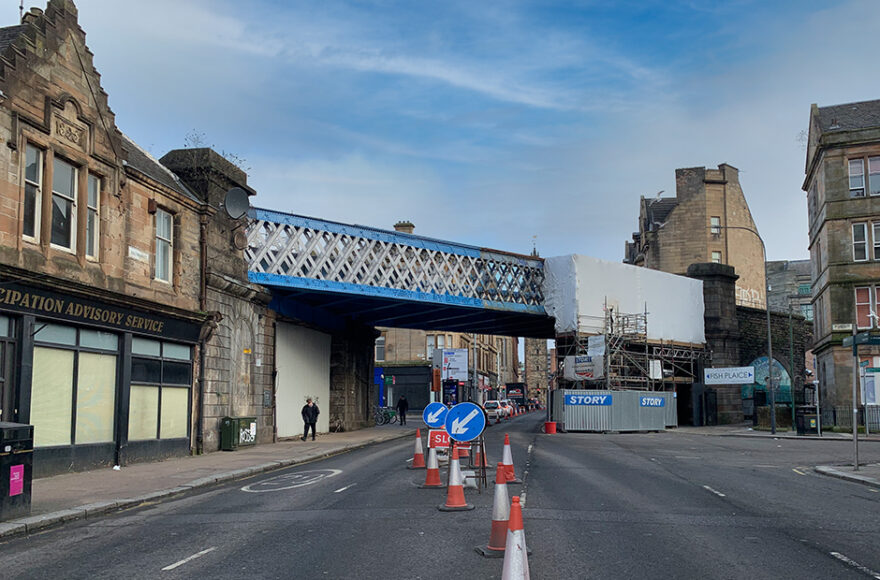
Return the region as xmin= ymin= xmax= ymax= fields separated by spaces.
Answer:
xmin=245 ymin=209 xmax=545 ymax=310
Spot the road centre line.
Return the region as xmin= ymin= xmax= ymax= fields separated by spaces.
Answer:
xmin=334 ymin=484 xmax=356 ymax=493
xmin=792 ymin=468 xmax=806 ymax=476
xmin=703 ymin=485 xmax=726 ymax=498
xmin=830 ymin=551 xmax=880 ymax=579
xmin=162 ymin=547 xmax=217 ymax=571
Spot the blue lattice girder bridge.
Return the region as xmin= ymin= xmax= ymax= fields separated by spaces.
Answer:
xmin=246 ymin=208 xmax=556 ymax=337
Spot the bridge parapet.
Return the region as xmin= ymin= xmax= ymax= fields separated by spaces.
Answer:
xmin=246 ymin=208 xmax=545 ymax=311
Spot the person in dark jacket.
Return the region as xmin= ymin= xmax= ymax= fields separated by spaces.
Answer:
xmin=301 ymin=398 xmax=319 ymax=441
xmin=395 ymin=395 xmax=409 ymax=425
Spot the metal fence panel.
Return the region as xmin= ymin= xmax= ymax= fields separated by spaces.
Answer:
xmin=559 ymin=390 xmax=671 ymax=432
xmin=562 ymin=390 xmax=612 ymax=432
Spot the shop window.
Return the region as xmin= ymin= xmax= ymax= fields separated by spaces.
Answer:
xmin=30 ymin=347 xmax=74 ymax=447
xmin=0 ymin=314 xmax=11 ymax=337
xmin=51 ymin=156 xmax=78 ymax=251
xmin=86 ymin=174 xmax=100 ymax=259
xmin=30 ymin=323 xmax=119 ymax=448
xmin=75 ymin=352 xmax=116 ymax=444
xmin=23 ymin=144 xmax=43 ymax=241
xmin=129 ymin=341 xmax=192 ymax=440
xmin=155 ymin=208 xmax=173 ymax=283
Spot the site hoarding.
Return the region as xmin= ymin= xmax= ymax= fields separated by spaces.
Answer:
xmin=542 ymin=254 xmax=705 ymax=344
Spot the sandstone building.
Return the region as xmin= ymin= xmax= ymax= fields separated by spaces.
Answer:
xmin=804 ymin=99 xmax=880 ymax=407
xmin=624 ymin=164 xmax=767 ymax=308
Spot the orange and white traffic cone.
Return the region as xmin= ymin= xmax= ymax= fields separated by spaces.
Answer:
xmin=501 ymin=433 xmax=521 ymax=484
xmin=420 ymin=446 xmax=444 ymax=488
xmin=501 ymin=496 xmax=530 ymax=579
xmin=474 ymin=443 xmax=491 ymax=470
xmin=408 ymin=429 xmax=425 ymax=469
xmin=438 ymin=446 xmax=474 ymax=511
xmin=475 ymin=462 xmax=509 ymax=558
xmin=457 ymin=441 xmax=470 ymax=460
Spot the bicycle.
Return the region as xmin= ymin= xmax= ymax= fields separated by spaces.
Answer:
xmin=372 ymin=406 xmax=398 ymax=425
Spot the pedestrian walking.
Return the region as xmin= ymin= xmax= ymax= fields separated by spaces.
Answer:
xmin=396 ymin=395 xmax=409 ymax=426
xmin=301 ymin=398 xmax=319 ymax=441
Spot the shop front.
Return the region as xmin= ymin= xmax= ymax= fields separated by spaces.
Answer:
xmin=0 ymin=278 xmax=203 ymax=477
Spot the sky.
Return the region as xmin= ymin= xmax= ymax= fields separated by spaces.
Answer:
xmin=7 ymin=0 xmax=880 ymax=261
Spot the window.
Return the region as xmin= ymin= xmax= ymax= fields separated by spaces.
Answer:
xmin=850 ymin=159 xmax=865 ymax=197
xmin=155 ymin=208 xmax=173 ymax=283
xmin=23 ymin=144 xmax=43 ymax=240
xmin=856 ymin=287 xmax=872 ymax=329
xmin=853 ymin=223 xmax=868 ymax=261
xmin=86 ymin=174 xmax=100 ymax=259
xmin=129 ymin=339 xmax=192 ymax=440
xmin=375 ymin=336 xmax=385 ymax=362
xmin=870 ymin=157 xmax=880 ymax=196
xmin=798 ymin=283 xmax=811 ymax=296
xmin=711 ymin=251 xmax=722 ymax=264
xmin=710 ymin=216 xmax=721 ymax=235
xmin=800 ymin=303 xmax=814 ymax=321
xmin=426 ymin=334 xmax=445 ymax=361
xmin=51 ymin=157 xmax=77 ymax=250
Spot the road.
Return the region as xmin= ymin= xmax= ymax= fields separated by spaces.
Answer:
xmin=1 ymin=415 xmax=879 ymax=579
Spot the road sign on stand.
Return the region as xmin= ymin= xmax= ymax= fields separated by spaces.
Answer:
xmin=423 ymin=402 xmax=448 ymax=429
xmin=704 ymin=366 xmax=755 ymax=385
xmin=444 ymin=402 xmax=487 ymax=442
xmin=428 ymin=429 xmax=450 ymax=448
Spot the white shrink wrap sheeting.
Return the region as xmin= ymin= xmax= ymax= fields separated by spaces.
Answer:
xmin=543 ymin=255 xmax=705 ymax=344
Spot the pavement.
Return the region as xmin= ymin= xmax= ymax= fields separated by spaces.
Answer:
xmin=1 ymin=418 xmax=878 ymax=541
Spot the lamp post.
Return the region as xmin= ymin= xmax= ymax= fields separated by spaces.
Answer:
xmin=715 ymin=225 xmax=777 ymax=434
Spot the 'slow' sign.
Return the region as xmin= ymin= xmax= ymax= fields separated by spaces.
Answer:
xmin=428 ymin=429 xmax=450 ymax=448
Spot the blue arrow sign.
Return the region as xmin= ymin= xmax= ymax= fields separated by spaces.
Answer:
xmin=423 ymin=402 xmax=449 ymax=429
xmin=444 ymin=402 xmax=486 ymax=442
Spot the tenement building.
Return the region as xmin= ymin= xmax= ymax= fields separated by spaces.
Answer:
xmin=804 ymin=99 xmax=880 ymax=407
xmin=624 ymin=164 xmax=766 ymax=308
xmin=0 ymin=2 xmax=210 ymax=475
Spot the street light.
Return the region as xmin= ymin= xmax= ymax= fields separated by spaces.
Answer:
xmin=714 ymin=225 xmax=777 ymax=434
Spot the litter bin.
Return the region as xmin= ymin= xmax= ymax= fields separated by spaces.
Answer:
xmin=0 ymin=422 xmax=33 ymax=521
xmin=803 ymin=413 xmax=819 ymax=435
xmin=220 ymin=417 xmax=258 ymax=451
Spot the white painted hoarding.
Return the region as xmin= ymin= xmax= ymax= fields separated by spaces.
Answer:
xmin=704 ymin=366 xmax=755 ymax=385
xmin=543 ymin=255 xmax=705 ymax=344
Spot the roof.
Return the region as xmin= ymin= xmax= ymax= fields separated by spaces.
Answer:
xmin=643 ymin=197 xmax=679 ymax=230
xmin=0 ymin=25 xmax=24 ymax=53
xmin=120 ymin=133 xmax=201 ymax=204
xmin=816 ymin=99 xmax=880 ymax=133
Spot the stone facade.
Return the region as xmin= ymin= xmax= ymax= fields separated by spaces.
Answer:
xmin=688 ymin=263 xmax=812 ymax=424
xmin=804 ymin=99 xmax=880 ymax=407
xmin=767 ymin=260 xmax=813 ymax=320
xmin=523 ymin=337 xmax=548 ymax=396
xmin=625 ymin=164 xmax=766 ymax=308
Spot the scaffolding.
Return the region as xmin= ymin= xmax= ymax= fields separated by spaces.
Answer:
xmin=555 ymin=302 xmax=710 ymax=392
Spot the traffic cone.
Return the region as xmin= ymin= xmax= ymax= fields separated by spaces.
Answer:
xmin=457 ymin=441 xmax=470 ymax=460
xmin=475 ymin=463 xmax=509 ymax=558
xmin=474 ymin=443 xmax=492 ymax=470
xmin=501 ymin=496 xmax=530 ymax=579
xmin=420 ymin=446 xmax=444 ymax=488
xmin=408 ymin=429 xmax=425 ymax=469
xmin=438 ymin=446 xmax=474 ymax=511
xmin=501 ymin=433 xmax=522 ymax=484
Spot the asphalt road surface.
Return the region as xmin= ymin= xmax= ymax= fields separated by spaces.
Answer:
xmin=1 ymin=416 xmax=879 ymax=579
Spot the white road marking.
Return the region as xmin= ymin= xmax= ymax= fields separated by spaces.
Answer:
xmin=241 ymin=469 xmax=342 ymax=493
xmin=703 ymin=485 xmax=726 ymax=498
xmin=830 ymin=551 xmax=880 ymax=579
xmin=334 ymin=484 xmax=356 ymax=493
xmin=792 ymin=468 xmax=806 ymax=476
xmin=162 ymin=547 xmax=216 ymax=571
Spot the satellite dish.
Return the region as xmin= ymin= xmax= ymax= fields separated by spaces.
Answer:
xmin=223 ymin=187 xmax=249 ymax=220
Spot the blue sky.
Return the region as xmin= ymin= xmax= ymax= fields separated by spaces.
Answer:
xmin=7 ymin=0 xmax=879 ymax=261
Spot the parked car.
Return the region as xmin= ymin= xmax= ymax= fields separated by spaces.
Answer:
xmin=483 ymin=400 xmax=502 ymax=421
xmin=499 ymin=400 xmax=514 ymax=417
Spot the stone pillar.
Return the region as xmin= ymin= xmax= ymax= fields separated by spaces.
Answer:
xmin=523 ymin=338 xmax=548 ymax=397
xmin=687 ymin=263 xmax=742 ymax=424
xmin=330 ymin=325 xmax=377 ymax=430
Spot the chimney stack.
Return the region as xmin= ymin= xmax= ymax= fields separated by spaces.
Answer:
xmin=393 ymin=220 xmax=415 ymax=234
